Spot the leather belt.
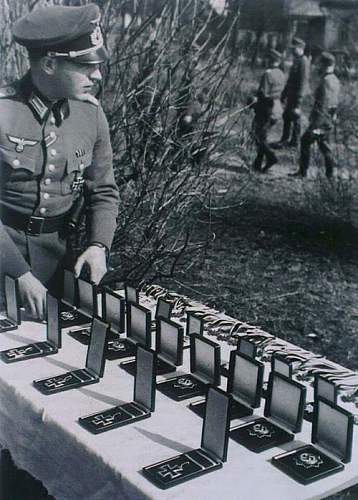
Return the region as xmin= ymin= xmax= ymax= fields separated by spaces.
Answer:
xmin=0 ymin=206 xmax=68 ymax=236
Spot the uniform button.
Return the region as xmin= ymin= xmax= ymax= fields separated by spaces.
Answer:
xmin=50 ymin=149 xmax=57 ymax=157
xmin=12 ymin=159 xmax=20 ymax=167
xmin=49 ymin=131 xmax=56 ymax=139
xmin=39 ymin=207 xmax=47 ymax=215
xmin=48 ymin=164 xmax=56 ymax=172
xmin=44 ymin=178 xmax=52 ymax=185
xmin=43 ymin=193 xmax=50 ymax=200
xmin=50 ymin=116 xmax=56 ymax=125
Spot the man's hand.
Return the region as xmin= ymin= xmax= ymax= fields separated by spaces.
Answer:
xmin=74 ymin=245 xmax=107 ymax=285
xmin=293 ymin=107 xmax=301 ymax=117
xmin=18 ymin=272 xmax=47 ymax=320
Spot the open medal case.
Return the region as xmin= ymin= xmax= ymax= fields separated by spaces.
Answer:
xmin=184 ymin=311 xmax=204 ymax=348
xmin=33 ymin=317 xmax=109 ymax=394
xmin=157 ymin=334 xmax=220 ymax=402
xmin=273 ymin=397 xmax=354 ymax=484
xmin=1 ymin=294 xmax=61 ymax=363
xmin=221 ymin=336 xmax=257 ymax=378
xmin=118 ymin=303 xmax=152 ymax=369
xmin=67 ymin=278 xmax=99 ymax=343
xmin=102 ymin=288 xmax=127 ymax=360
xmin=60 ymin=270 xmax=90 ymax=330
xmin=79 ymin=346 xmax=156 ymax=434
xmin=304 ymin=375 xmax=338 ymax=422
xmin=0 ymin=275 xmax=21 ymax=333
xmin=230 ymin=372 xmax=306 ymax=452
xmin=225 ymin=350 xmax=264 ymax=419
xmin=142 ymin=387 xmax=231 ymax=489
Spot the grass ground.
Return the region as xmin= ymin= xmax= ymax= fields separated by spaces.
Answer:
xmin=159 ymin=149 xmax=358 ymax=499
xmin=162 ymin=141 xmax=358 ymax=372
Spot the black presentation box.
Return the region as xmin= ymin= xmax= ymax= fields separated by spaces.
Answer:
xmin=230 ymin=372 xmax=306 ymax=452
xmin=0 ymin=275 xmax=20 ymax=333
xmin=79 ymin=346 xmax=156 ymax=434
xmin=273 ymin=397 xmax=354 ymax=484
xmin=122 ymin=317 xmax=184 ymax=376
xmin=33 ymin=317 xmax=109 ymax=394
xmin=1 ymin=294 xmax=61 ymax=363
xmin=304 ymin=375 xmax=338 ymax=422
xmin=157 ymin=334 xmax=220 ymax=401
xmin=60 ymin=270 xmax=91 ymax=330
xmin=142 ymin=387 xmax=231 ymax=489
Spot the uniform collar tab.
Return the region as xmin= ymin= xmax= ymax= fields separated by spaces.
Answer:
xmin=21 ymin=73 xmax=69 ymax=124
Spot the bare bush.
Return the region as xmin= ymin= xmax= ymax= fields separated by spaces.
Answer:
xmin=0 ymin=0 xmax=247 ymax=284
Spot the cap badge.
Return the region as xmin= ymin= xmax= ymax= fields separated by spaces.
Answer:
xmin=7 ymin=134 xmax=38 ymax=153
xmin=90 ymin=26 xmax=103 ymax=47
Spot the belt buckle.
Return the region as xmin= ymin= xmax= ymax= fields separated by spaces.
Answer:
xmin=26 ymin=216 xmax=45 ymax=236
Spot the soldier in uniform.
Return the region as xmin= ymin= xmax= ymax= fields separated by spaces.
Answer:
xmin=276 ymin=37 xmax=310 ymax=148
xmin=0 ymin=5 xmax=119 ymax=319
xmin=252 ymin=49 xmax=286 ymax=173
xmin=293 ymin=52 xmax=341 ymax=178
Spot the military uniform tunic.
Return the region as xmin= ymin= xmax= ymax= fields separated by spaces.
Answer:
xmin=252 ymin=67 xmax=286 ymax=171
xmin=0 ymin=73 xmax=119 ymax=290
xmin=299 ymin=71 xmax=341 ymax=177
xmin=280 ymin=54 xmax=310 ymax=146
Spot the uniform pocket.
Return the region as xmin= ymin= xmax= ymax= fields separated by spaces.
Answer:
xmin=0 ymin=146 xmax=36 ymax=173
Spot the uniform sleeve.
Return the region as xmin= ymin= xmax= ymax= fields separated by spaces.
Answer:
xmin=257 ymin=71 xmax=270 ymax=99
xmin=296 ymin=57 xmax=310 ymax=105
xmin=84 ymin=105 xmax=119 ymax=250
xmin=0 ymin=220 xmax=31 ymax=278
xmin=310 ymin=76 xmax=339 ymax=129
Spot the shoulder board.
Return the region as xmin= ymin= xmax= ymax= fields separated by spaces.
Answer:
xmin=0 ymin=85 xmax=17 ymax=98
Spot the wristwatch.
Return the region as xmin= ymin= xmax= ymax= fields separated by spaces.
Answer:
xmin=89 ymin=242 xmax=109 ymax=260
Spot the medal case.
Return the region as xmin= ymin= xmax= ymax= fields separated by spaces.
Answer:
xmin=60 ymin=270 xmax=91 ymax=330
xmin=1 ymin=294 xmax=61 ymax=362
xmin=122 ymin=317 xmax=184 ymax=376
xmin=79 ymin=346 xmax=156 ymax=433
xmin=183 ymin=311 xmax=204 ymax=349
xmin=114 ymin=302 xmax=151 ymax=366
xmin=272 ymin=397 xmax=354 ymax=484
xmin=157 ymin=334 xmax=220 ymax=401
xmin=304 ymin=375 xmax=338 ymax=422
xmin=0 ymin=275 xmax=20 ymax=332
xmin=33 ymin=317 xmax=109 ymax=394
xmin=230 ymin=372 xmax=306 ymax=452
xmin=142 ymin=387 xmax=231 ymax=489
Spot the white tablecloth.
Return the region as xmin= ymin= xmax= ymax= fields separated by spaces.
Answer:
xmin=0 ymin=304 xmax=357 ymax=500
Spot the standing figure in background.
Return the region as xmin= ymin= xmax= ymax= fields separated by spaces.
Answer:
xmin=0 ymin=5 xmax=119 ymax=319
xmin=252 ymin=49 xmax=286 ymax=173
xmin=293 ymin=52 xmax=340 ymax=178
xmin=276 ymin=37 xmax=310 ymax=148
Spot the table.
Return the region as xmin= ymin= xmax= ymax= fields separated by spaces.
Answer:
xmin=0 ymin=293 xmax=357 ymax=500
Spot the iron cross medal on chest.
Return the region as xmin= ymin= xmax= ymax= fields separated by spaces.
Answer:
xmin=72 ymin=147 xmax=86 ymax=192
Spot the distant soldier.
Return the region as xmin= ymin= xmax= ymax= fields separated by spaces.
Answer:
xmin=293 ymin=52 xmax=340 ymax=178
xmin=252 ymin=49 xmax=286 ymax=173
xmin=276 ymin=37 xmax=310 ymax=148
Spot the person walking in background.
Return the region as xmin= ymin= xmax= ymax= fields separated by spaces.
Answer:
xmin=276 ymin=37 xmax=310 ymax=148
xmin=252 ymin=49 xmax=286 ymax=173
xmin=292 ymin=52 xmax=340 ymax=178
